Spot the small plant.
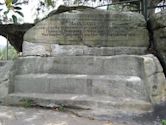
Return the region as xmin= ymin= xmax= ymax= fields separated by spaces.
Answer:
xmin=20 ymin=98 xmax=34 ymax=108
xmin=161 ymin=120 xmax=166 ymax=125
xmin=58 ymin=104 xmax=65 ymax=112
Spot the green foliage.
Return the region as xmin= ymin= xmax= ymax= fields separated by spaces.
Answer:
xmin=108 ymin=2 xmax=139 ymax=12
xmin=108 ymin=5 xmax=123 ymax=12
xmin=0 ymin=45 xmax=18 ymax=60
xmin=12 ymin=15 xmax=17 ymax=23
xmin=0 ymin=0 xmax=55 ymax=23
xmin=161 ymin=120 xmax=166 ymax=125
xmin=4 ymin=0 xmax=53 ymax=8
xmin=0 ymin=0 xmax=24 ymax=23
xmin=45 ymin=0 xmax=54 ymax=6
xmin=20 ymin=98 xmax=34 ymax=108
xmin=15 ymin=11 xmax=24 ymax=17
xmin=58 ymin=104 xmax=65 ymax=112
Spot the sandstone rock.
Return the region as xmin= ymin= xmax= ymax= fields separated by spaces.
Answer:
xmin=146 ymin=73 xmax=166 ymax=104
xmin=2 ymin=8 xmax=166 ymax=120
xmin=1 ymin=54 xmax=166 ymax=119
xmin=0 ymin=61 xmax=14 ymax=99
xmin=149 ymin=9 xmax=166 ymax=48
xmin=149 ymin=9 xmax=166 ymax=29
xmin=23 ymin=41 xmax=51 ymax=56
xmin=23 ymin=41 xmax=147 ymax=56
xmin=142 ymin=54 xmax=163 ymax=76
xmin=149 ymin=10 xmax=166 ymax=76
xmin=143 ymin=55 xmax=166 ymax=104
xmin=0 ymin=81 xmax=9 ymax=100
xmin=23 ymin=9 xmax=149 ymax=56
xmin=154 ymin=28 xmax=166 ymax=51
xmin=3 ymin=54 xmax=166 ymax=105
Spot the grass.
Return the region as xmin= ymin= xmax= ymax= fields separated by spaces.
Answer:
xmin=19 ymin=98 xmax=34 ymax=108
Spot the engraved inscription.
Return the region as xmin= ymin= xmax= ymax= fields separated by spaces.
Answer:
xmin=24 ymin=10 xmax=148 ymax=47
xmin=36 ymin=13 xmax=136 ymax=41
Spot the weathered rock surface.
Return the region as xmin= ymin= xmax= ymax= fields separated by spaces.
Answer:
xmin=149 ymin=10 xmax=166 ymax=75
xmin=0 ymin=105 xmax=160 ymax=125
xmin=1 ymin=54 xmax=165 ymax=120
xmin=0 ymin=106 xmax=107 ymax=125
xmin=153 ymin=28 xmax=166 ymax=51
xmin=23 ymin=9 xmax=149 ymax=56
xmin=142 ymin=55 xmax=166 ymax=104
xmin=23 ymin=42 xmax=147 ymax=56
xmin=0 ymin=61 xmax=14 ymax=100
xmin=149 ymin=9 xmax=166 ymax=30
xmin=1 ymin=8 xmax=166 ymax=122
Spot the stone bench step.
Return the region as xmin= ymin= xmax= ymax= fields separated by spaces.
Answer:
xmin=13 ymin=74 xmax=147 ymax=100
xmin=6 ymin=93 xmax=152 ymax=113
xmin=14 ymin=55 xmax=144 ymax=76
xmin=23 ymin=43 xmax=147 ymax=56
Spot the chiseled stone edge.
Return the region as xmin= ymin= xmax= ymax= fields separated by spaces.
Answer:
xmin=23 ymin=41 xmax=147 ymax=56
xmin=23 ymin=41 xmax=51 ymax=56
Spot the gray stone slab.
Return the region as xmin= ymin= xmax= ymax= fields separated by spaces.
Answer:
xmin=1 ymin=54 xmax=165 ymax=117
xmin=0 ymin=61 xmax=14 ymax=99
xmin=3 ymin=55 xmax=165 ymax=105
xmin=23 ymin=42 xmax=147 ymax=56
xmin=23 ymin=9 xmax=149 ymax=56
xmin=13 ymin=74 xmax=147 ymax=100
xmin=142 ymin=54 xmax=163 ymax=77
xmin=13 ymin=55 xmax=145 ymax=77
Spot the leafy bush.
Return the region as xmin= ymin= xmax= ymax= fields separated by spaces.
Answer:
xmin=0 ymin=0 xmax=24 ymax=24
xmin=0 ymin=45 xmax=17 ymax=60
xmin=162 ymin=120 xmax=166 ymax=125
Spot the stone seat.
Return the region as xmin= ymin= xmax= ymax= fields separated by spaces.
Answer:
xmin=1 ymin=54 xmax=165 ymax=120
xmin=14 ymin=55 xmax=145 ymax=76
xmin=6 ymin=93 xmax=152 ymax=112
xmin=13 ymin=74 xmax=147 ymax=100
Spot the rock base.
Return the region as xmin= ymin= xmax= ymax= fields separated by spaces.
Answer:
xmin=1 ymin=54 xmax=165 ymax=120
xmin=23 ymin=41 xmax=147 ymax=56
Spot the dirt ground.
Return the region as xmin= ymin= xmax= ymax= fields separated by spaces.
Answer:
xmin=0 ymin=105 xmax=163 ymax=125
